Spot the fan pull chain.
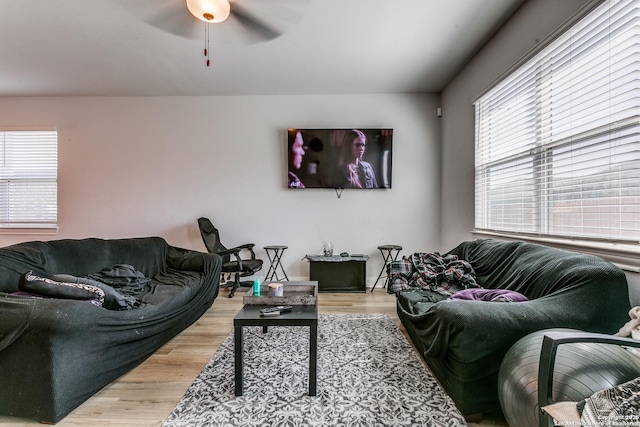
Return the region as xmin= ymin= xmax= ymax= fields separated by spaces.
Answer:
xmin=204 ymin=22 xmax=210 ymax=67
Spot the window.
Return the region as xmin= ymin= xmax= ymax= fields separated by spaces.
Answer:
xmin=0 ymin=128 xmax=58 ymax=230
xmin=474 ymin=0 xmax=640 ymax=243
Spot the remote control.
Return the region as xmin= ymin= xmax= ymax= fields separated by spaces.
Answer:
xmin=260 ymin=311 xmax=281 ymax=317
xmin=260 ymin=305 xmax=293 ymax=314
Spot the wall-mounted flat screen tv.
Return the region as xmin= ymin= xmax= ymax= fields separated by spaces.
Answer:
xmin=287 ymin=128 xmax=392 ymax=189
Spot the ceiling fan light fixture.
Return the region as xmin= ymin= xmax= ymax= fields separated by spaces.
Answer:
xmin=186 ymin=0 xmax=231 ymax=23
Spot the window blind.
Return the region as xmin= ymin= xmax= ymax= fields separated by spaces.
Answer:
xmin=474 ymin=0 xmax=640 ymax=242
xmin=0 ymin=129 xmax=58 ymax=228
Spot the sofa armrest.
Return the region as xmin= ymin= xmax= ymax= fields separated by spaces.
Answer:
xmin=428 ymin=300 xmax=548 ymax=359
xmin=401 ymin=290 xmax=628 ymax=363
xmin=538 ymin=330 xmax=640 ymax=427
xmin=167 ymin=244 xmax=221 ymax=265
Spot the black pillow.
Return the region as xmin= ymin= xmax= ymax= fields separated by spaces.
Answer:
xmin=19 ymin=271 xmax=105 ymax=306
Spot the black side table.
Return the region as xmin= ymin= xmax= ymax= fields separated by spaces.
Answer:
xmin=234 ymin=304 xmax=318 ymax=396
xmin=264 ymin=245 xmax=289 ymax=281
xmin=371 ymin=245 xmax=402 ymax=291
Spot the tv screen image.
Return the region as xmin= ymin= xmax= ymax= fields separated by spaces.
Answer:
xmin=287 ymin=128 xmax=392 ymax=190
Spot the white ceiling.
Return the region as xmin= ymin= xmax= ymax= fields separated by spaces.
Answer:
xmin=0 ymin=0 xmax=524 ymax=96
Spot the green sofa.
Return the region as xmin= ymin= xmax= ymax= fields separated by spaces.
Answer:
xmin=394 ymin=239 xmax=631 ymax=417
xmin=0 ymin=237 xmax=222 ymax=423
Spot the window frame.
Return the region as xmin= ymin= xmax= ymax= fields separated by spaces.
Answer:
xmin=0 ymin=126 xmax=59 ymax=234
xmin=472 ymin=0 xmax=640 ymax=270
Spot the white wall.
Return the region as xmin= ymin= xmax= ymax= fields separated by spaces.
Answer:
xmin=0 ymin=94 xmax=441 ymax=283
xmin=439 ymin=0 xmax=590 ymax=250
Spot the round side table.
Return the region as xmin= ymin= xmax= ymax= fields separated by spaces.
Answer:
xmin=263 ymin=245 xmax=289 ymax=281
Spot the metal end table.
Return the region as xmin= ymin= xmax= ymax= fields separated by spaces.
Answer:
xmin=371 ymin=244 xmax=402 ymax=291
xmin=263 ymin=245 xmax=289 ymax=281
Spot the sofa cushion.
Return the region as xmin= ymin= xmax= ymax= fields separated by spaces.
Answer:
xmin=447 ymin=239 xmax=626 ymax=299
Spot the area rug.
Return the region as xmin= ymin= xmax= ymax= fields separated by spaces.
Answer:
xmin=163 ymin=313 xmax=467 ymax=426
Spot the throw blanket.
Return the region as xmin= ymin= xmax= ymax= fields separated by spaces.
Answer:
xmin=15 ymin=265 xmax=148 ymax=310
xmin=578 ymin=376 xmax=640 ymax=426
xmin=388 ymin=252 xmax=478 ymax=296
xmin=52 ymin=273 xmax=139 ymax=310
xmin=616 ymin=306 xmax=640 ymax=340
xmin=88 ymin=264 xmax=150 ymax=297
xmin=449 ymin=288 xmax=528 ymax=303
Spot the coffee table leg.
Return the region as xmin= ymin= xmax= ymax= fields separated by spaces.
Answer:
xmin=234 ymin=325 xmax=243 ymax=396
xmin=309 ymin=321 xmax=317 ymax=396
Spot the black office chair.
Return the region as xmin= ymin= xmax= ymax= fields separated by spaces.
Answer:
xmin=197 ymin=217 xmax=263 ymax=298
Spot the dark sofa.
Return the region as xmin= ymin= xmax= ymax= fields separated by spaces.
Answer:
xmin=0 ymin=237 xmax=222 ymax=423
xmin=393 ymin=239 xmax=631 ymax=417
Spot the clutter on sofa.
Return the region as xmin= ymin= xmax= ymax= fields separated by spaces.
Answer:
xmin=16 ymin=265 xmax=145 ymax=309
xmin=0 ymin=237 xmax=222 ymax=423
xmin=390 ymin=238 xmax=631 ymax=418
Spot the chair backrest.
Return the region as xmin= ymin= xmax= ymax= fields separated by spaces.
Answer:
xmin=197 ymin=217 xmax=230 ymax=263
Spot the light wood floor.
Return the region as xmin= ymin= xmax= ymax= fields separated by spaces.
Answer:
xmin=0 ymin=287 xmax=508 ymax=426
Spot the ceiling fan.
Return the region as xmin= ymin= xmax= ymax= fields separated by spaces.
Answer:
xmin=117 ymin=0 xmax=305 ymax=43
xmin=189 ymin=0 xmax=284 ymax=65
xmin=185 ymin=0 xmax=283 ymax=42
xmin=115 ymin=0 xmax=306 ymax=66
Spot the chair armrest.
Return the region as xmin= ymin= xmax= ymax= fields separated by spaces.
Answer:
xmin=233 ymin=243 xmax=255 ymax=250
xmin=228 ymin=243 xmax=257 ymax=259
xmin=217 ymin=244 xmax=256 ymax=270
xmin=538 ymin=330 xmax=640 ymax=427
xmin=211 ymin=247 xmax=243 ymax=270
xmin=216 ymin=247 xmax=242 ymax=257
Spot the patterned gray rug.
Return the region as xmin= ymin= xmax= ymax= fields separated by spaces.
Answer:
xmin=163 ymin=313 xmax=467 ymax=426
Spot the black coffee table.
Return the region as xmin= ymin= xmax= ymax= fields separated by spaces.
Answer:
xmin=234 ymin=304 xmax=318 ymax=396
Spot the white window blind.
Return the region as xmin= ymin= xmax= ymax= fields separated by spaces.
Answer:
xmin=0 ymin=129 xmax=58 ymax=229
xmin=474 ymin=0 xmax=640 ymax=243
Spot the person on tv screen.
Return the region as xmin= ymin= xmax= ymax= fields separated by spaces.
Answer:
xmin=288 ymin=130 xmax=306 ymax=188
xmin=338 ymin=129 xmax=378 ymax=188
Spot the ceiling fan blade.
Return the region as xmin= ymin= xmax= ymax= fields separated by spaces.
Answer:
xmin=229 ymin=1 xmax=282 ymax=43
xmin=112 ymin=0 xmax=201 ymax=39
xmin=147 ymin=6 xmax=202 ymax=39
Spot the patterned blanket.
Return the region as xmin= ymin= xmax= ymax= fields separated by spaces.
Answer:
xmin=579 ymin=375 xmax=640 ymax=426
xmin=387 ymin=252 xmax=478 ymax=295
